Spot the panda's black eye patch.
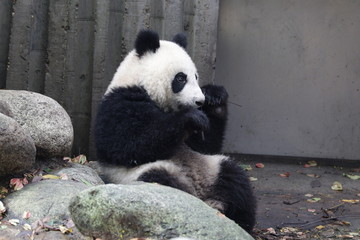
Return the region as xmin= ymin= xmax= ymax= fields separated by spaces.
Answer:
xmin=172 ymin=72 xmax=187 ymax=93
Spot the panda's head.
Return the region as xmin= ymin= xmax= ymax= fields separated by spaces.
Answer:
xmin=107 ymin=30 xmax=205 ymax=111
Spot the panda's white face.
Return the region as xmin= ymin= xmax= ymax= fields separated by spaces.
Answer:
xmin=106 ymin=37 xmax=205 ymax=111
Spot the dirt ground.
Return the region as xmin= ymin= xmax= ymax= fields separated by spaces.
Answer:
xmin=234 ymin=155 xmax=360 ymax=239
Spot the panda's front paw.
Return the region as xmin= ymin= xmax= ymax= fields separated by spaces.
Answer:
xmin=183 ymin=108 xmax=209 ymax=132
xmin=201 ymin=84 xmax=229 ymax=106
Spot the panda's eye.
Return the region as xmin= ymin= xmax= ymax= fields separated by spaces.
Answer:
xmin=172 ymin=72 xmax=187 ymax=93
xmin=175 ymin=73 xmax=187 ymax=83
xmin=195 ymin=74 xmax=198 ymax=80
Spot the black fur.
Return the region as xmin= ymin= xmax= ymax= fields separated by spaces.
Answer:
xmin=138 ymin=168 xmax=190 ymax=193
xmin=171 ymin=72 xmax=187 ymax=93
xmin=213 ymin=160 xmax=257 ymax=234
xmin=135 ymin=30 xmax=160 ymax=57
xmin=186 ymin=85 xmax=228 ymax=154
xmin=172 ymin=33 xmax=187 ymax=49
xmin=95 ymin=86 xmax=209 ymax=167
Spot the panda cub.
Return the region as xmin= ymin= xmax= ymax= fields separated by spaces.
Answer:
xmin=94 ymin=30 xmax=256 ymax=233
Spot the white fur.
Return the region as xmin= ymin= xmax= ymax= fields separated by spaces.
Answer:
xmin=106 ymin=40 xmax=204 ymax=111
xmin=99 ymin=145 xmax=227 ymax=200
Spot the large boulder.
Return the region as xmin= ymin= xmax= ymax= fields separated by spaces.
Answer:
xmin=2 ymin=163 xmax=104 ymax=240
xmin=69 ymin=183 xmax=254 ymax=240
xmin=0 ymin=90 xmax=73 ymax=158
xmin=0 ymin=113 xmax=36 ymax=176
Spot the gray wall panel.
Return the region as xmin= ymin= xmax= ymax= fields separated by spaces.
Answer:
xmin=216 ymin=0 xmax=360 ymax=160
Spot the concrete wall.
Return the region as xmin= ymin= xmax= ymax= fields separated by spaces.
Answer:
xmin=216 ymin=0 xmax=360 ymax=160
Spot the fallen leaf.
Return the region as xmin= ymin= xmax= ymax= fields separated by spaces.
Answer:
xmin=0 ymin=187 xmax=8 ymax=198
xmin=249 ymin=177 xmax=258 ymax=181
xmin=216 ymin=212 xmax=226 ymax=218
xmin=307 ymin=160 xmax=317 ymax=167
xmin=336 ymin=235 xmax=353 ymax=238
xmin=59 ymin=225 xmax=72 ymax=234
xmin=266 ymin=227 xmax=276 ymax=235
xmin=315 ymin=225 xmax=325 ymax=230
xmin=279 ymin=172 xmax=290 ymax=177
xmin=8 ymin=219 xmax=20 ymax=226
xmin=70 ymin=155 xmax=88 ymax=164
xmin=240 ymin=164 xmax=252 ymax=171
xmin=331 ymin=181 xmax=343 ymax=191
xmin=344 ymin=174 xmax=360 ymax=180
xmin=23 ymin=223 xmax=32 ymax=231
xmin=42 ymin=174 xmax=60 ymax=180
xmin=255 ymin=163 xmax=265 ymax=168
xmin=307 ymin=197 xmax=321 ymax=203
xmin=341 ymin=199 xmax=360 ymax=204
xmin=0 ymin=201 xmax=6 ymax=214
xmin=308 ymin=209 xmax=316 ymax=212
xmin=60 ymin=173 xmax=69 ymax=180
xmin=280 ymin=227 xmax=298 ymax=233
xmin=10 ymin=178 xmax=24 ymax=190
xmin=305 ymin=193 xmax=314 ymax=198
xmin=307 ymin=174 xmax=320 ymax=178
xmin=22 ymin=211 xmax=31 ymax=219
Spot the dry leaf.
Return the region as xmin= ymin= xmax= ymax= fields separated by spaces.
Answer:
xmin=0 ymin=201 xmax=6 ymax=214
xmin=279 ymin=172 xmax=290 ymax=177
xmin=10 ymin=178 xmax=25 ymax=190
xmin=266 ymin=227 xmax=276 ymax=235
xmin=249 ymin=177 xmax=258 ymax=181
xmin=344 ymin=174 xmax=360 ymax=180
xmin=308 ymin=209 xmax=316 ymax=212
xmin=23 ymin=223 xmax=32 ymax=231
xmin=305 ymin=193 xmax=314 ymax=198
xmin=42 ymin=174 xmax=60 ymax=180
xmin=331 ymin=181 xmax=343 ymax=191
xmin=307 ymin=197 xmax=321 ymax=203
xmin=341 ymin=199 xmax=359 ymax=204
xmin=307 ymin=174 xmax=320 ymax=178
xmin=8 ymin=219 xmax=20 ymax=226
xmin=315 ymin=225 xmax=325 ymax=230
xmin=59 ymin=225 xmax=72 ymax=234
xmin=255 ymin=163 xmax=265 ymax=168
xmin=22 ymin=211 xmax=31 ymax=219
xmin=307 ymin=160 xmax=317 ymax=167
xmin=240 ymin=164 xmax=252 ymax=171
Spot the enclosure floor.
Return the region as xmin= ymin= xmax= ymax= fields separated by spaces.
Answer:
xmin=233 ymin=154 xmax=360 ymax=236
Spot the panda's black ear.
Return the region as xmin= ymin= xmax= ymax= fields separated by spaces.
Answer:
xmin=172 ymin=33 xmax=187 ymax=49
xmin=135 ymin=30 xmax=160 ymax=57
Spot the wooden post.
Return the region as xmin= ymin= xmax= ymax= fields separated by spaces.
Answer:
xmin=0 ymin=0 xmax=13 ymax=89
xmin=28 ymin=0 xmax=49 ymax=93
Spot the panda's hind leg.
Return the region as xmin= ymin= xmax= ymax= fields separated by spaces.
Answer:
xmin=138 ymin=168 xmax=192 ymax=194
xmin=213 ymin=159 xmax=257 ymax=234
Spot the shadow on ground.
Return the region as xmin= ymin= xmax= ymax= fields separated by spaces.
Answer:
xmin=233 ymin=155 xmax=360 ymax=239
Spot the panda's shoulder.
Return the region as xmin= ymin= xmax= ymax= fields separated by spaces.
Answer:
xmin=105 ymin=86 xmax=151 ymax=102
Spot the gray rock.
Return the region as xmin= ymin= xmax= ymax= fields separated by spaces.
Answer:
xmin=0 ymin=100 xmax=13 ymax=117
xmin=69 ymin=183 xmax=254 ymax=240
xmin=54 ymin=163 xmax=105 ymax=186
xmin=0 ymin=113 xmax=36 ymax=176
xmin=3 ymin=179 xmax=88 ymax=221
xmin=0 ymin=90 xmax=73 ymax=158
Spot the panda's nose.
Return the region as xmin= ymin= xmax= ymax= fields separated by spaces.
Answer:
xmin=195 ymin=100 xmax=204 ymax=107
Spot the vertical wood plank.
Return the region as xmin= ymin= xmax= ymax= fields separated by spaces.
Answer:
xmin=66 ymin=0 xmax=95 ymax=156
xmin=0 ymin=0 xmax=13 ymax=89
xmin=150 ymin=0 xmax=164 ymax=37
xmin=6 ymin=0 xmax=32 ymax=90
xmin=28 ymin=0 xmax=49 ymax=93
xmin=90 ymin=0 xmax=125 ymax=159
xmin=183 ymin=0 xmax=195 ymax=56
xmin=45 ymin=0 xmax=69 ymax=106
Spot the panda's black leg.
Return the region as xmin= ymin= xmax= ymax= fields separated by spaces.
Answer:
xmin=212 ymin=159 xmax=256 ymax=234
xmin=138 ymin=168 xmax=190 ymax=193
xmin=186 ymin=84 xmax=228 ymax=154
